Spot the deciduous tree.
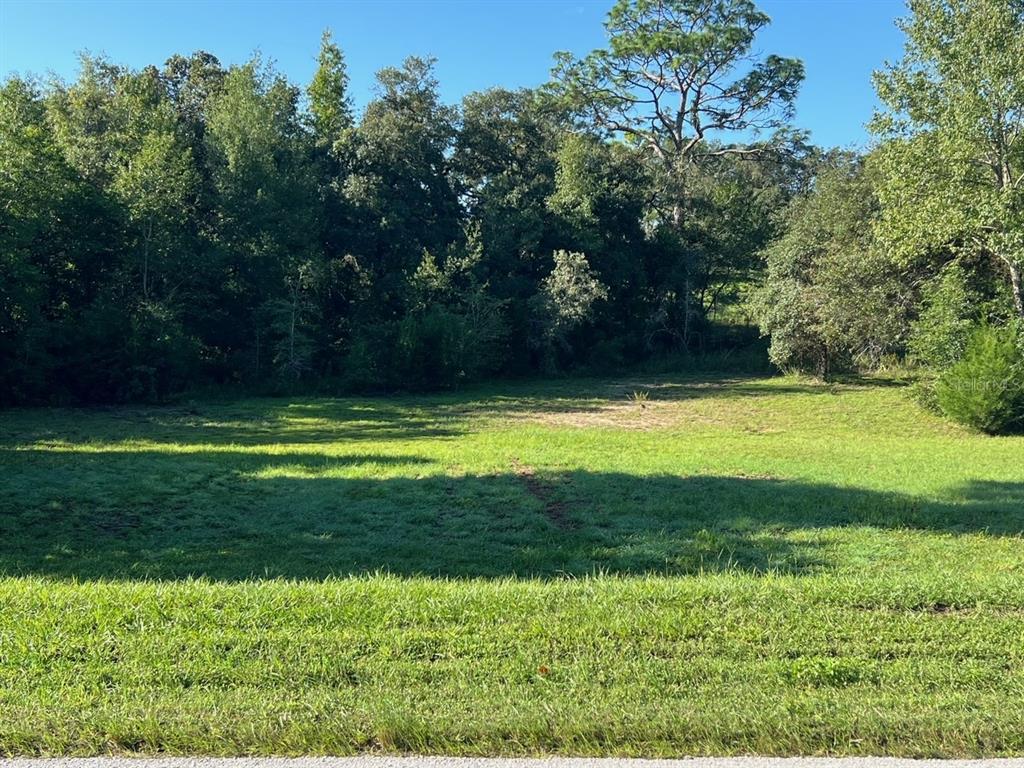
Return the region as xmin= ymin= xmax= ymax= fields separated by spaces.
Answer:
xmin=872 ymin=0 xmax=1024 ymax=319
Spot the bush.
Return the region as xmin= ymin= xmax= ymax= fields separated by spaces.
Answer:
xmin=394 ymin=307 xmax=471 ymax=390
xmin=343 ymin=292 xmax=507 ymax=393
xmin=751 ymin=163 xmax=909 ymax=377
xmin=394 ymin=298 xmax=508 ymax=391
xmin=934 ymin=325 xmax=1024 ymax=434
xmin=530 ymin=250 xmax=608 ymax=371
xmin=341 ymin=326 xmax=391 ymax=392
xmin=908 ymin=376 xmax=941 ymax=414
xmin=908 ymin=262 xmax=980 ymax=370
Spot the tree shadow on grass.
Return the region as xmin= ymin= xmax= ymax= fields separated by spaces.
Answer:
xmin=1 ymin=377 xmax=1010 ymax=581
xmin=1 ymin=442 xmax=1022 ymax=580
xmin=0 ymin=373 xmax=847 ymax=448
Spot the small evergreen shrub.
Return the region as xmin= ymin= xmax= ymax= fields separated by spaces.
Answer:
xmin=934 ymin=325 xmax=1024 ymax=434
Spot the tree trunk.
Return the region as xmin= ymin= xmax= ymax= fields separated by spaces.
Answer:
xmin=1008 ymin=257 xmax=1024 ymax=319
xmin=142 ymin=220 xmax=152 ymax=300
xmin=289 ymin=292 xmax=298 ymax=379
xmin=683 ymin=276 xmax=691 ymax=349
xmin=671 ymin=202 xmax=692 ymax=349
xmin=994 ymin=152 xmax=1023 ymax=318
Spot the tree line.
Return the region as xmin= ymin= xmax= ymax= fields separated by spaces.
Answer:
xmin=756 ymin=0 xmax=1024 ymax=431
xmin=3 ymin=0 xmax=1024 ymax=431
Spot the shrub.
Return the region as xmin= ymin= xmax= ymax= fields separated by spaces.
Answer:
xmin=908 ymin=262 xmax=980 ymax=370
xmin=752 ymin=163 xmax=909 ymax=377
xmin=908 ymin=376 xmax=941 ymax=414
xmin=530 ymin=250 xmax=608 ymax=371
xmin=934 ymin=325 xmax=1024 ymax=434
xmin=343 ymin=291 xmax=507 ymax=393
xmin=394 ymin=307 xmax=470 ymax=390
xmin=394 ymin=297 xmax=508 ymax=391
xmin=342 ymin=325 xmax=392 ymax=392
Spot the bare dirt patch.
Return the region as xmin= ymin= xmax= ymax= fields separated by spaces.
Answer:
xmin=511 ymin=459 xmax=577 ymax=530
xmin=524 ymin=400 xmax=689 ymax=430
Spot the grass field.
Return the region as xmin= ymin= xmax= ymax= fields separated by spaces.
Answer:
xmin=2 ymin=374 xmax=1024 ymax=756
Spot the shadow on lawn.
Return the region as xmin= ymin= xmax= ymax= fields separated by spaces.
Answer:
xmin=0 ymin=375 xmax=1010 ymax=581
xmin=0 ymin=372 xmax=841 ymax=448
xmin=2 ymin=446 xmax=1023 ymax=580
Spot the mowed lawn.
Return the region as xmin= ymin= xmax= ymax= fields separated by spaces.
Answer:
xmin=2 ymin=374 xmax=1024 ymax=756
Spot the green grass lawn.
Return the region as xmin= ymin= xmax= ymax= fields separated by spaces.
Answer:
xmin=2 ymin=374 xmax=1024 ymax=756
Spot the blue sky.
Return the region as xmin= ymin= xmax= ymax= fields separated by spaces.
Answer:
xmin=0 ymin=0 xmax=907 ymax=148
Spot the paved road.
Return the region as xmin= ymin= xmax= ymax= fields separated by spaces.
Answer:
xmin=4 ymin=759 xmax=1024 ymax=768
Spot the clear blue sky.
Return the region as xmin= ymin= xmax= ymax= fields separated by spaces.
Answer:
xmin=0 ymin=0 xmax=907 ymax=149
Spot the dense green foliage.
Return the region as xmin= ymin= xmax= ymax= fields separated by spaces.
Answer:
xmin=908 ymin=263 xmax=986 ymax=370
xmin=2 ymin=0 xmax=1014 ymax=410
xmin=2 ymin=376 xmax=1024 ymax=754
xmin=7 ymin=0 xmax=1024 ymax=756
xmin=872 ymin=0 xmax=1024 ymax=322
xmin=934 ymin=324 xmax=1024 ymax=433
xmin=0 ymin=3 xmax=805 ymax=404
xmin=753 ymin=158 xmax=908 ymax=375
xmin=4 ymin=0 xmax=1024 ymax=432
xmin=751 ymin=0 xmax=1024 ymax=426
